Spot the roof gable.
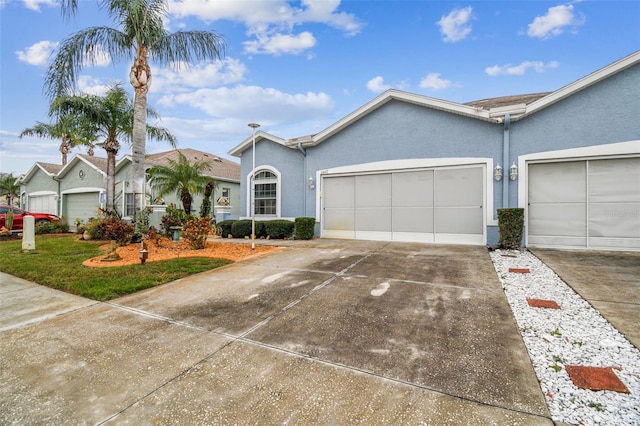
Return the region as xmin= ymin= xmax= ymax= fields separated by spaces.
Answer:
xmin=19 ymin=162 xmax=63 ymax=183
xmin=56 ymin=154 xmax=107 ymax=179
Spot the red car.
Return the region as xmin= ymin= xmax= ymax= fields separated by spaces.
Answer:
xmin=0 ymin=205 xmax=60 ymax=231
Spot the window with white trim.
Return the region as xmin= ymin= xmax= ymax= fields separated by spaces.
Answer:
xmin=254 ymin=170 xmax=277 ymax=216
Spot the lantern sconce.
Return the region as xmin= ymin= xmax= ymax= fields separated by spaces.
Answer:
xmin=308 ymin=176 xmax=315 ymax=189
xmin=509 ymin=163 xmax=518 ymax=181
xmin=494 ymin=164 xmax=503 ymax=181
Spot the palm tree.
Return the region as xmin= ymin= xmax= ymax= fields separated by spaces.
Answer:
xmin=52 ymin=84 xmax=176 ymax=211
xmin=148 ymin=151 xmax=213 ymax=215
xmin=20 ymin=109 xmax=94 ymax=165
xmin=0 ymin=174 xmax=20 ymax=206
xmin=46 ymin=0 xmax=225 ymax=215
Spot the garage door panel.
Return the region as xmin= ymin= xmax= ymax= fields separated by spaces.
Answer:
xmin=322 ymin=165 xmax=485 ymax=245
xmin=528 ymin=204 xmax=586 ymax=237
xmin=528 ymin=157 xmax=640 ymax=250
xmin=435 ymin=207 xmax=483 ymax=234
xmin=392 ymin=171 xmax=433 ymax=207
xmin=355 ymin=208 xmax=391 ymax=232
xmin=529 ymin=162 xmax=586 ymax=203
xmin=66 ymin=193 xmax=100 ymax=224
xmin=435 ymin=168 xmax=483 ymax=206
xmin=392 ymin=207 xmax=434 ymax=232
xmin=324 ymin=209 xmax=355 ymax=231
xmin=589 ymin=203 xmax=640 ymax=238
xmin=324 ymin=177 xmax=355 ymax=208
xmin=356 ymin=174 xmax=391 ymax=208
xmin=589 ymin=158 xmax=640 ymax=202
xmin=29 ymin=195 xmax=56 ymax=215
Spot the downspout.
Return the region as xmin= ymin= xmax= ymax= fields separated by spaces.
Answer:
xmin=53 ymin=176 xmax=62 ymax=217
xmin=297 ymin=143 xmax=307 ymax=216
xmin=502 ymin=113 xmax=511 ymax=208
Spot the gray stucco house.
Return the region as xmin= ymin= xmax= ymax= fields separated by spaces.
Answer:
xmin=19 ymin=148 xmax=241 ymax=227
xmin=230 ymin=51 xmax=640 ymax=251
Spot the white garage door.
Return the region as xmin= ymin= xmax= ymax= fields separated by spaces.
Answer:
xmin=28 ymin=195 xmax=56 ymax=215
xmin=322 ymin=166 xmax=485 ymax=244
xmin=528 ymin=157 xmax=640 ymax=249
xmin=65 ymin=192 xmax=100 ymax=224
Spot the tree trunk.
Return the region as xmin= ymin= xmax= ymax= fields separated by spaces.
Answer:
xmin=60 ymin=136 xmax=70 ymax=165
xmin=130 ymin=46 xmax=151 ymax=216
xmin=181 ymin=188 xmax=192 ymax=215
xmin=104 ymin=135 xmax=120 ymax=212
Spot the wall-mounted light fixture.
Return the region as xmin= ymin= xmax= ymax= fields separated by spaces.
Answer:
xmin=308 ymin=176 xmax=315 ymax=189
xmin=494 ymin=164 xmax=503 ymax=181
xmin=509 ymin=163 xmax=518 ymax=181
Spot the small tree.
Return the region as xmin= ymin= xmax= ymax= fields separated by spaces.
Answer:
xmin=148 ymin=152 xmax=212 ymax=215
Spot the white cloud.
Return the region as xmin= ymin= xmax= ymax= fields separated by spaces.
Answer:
xmin=419 ymin=73 xmax=452 ymax=90
xmin=167 ymin=0 xmax=362 ymax=57
xmin=168 ymin=0 xmax=362 ymax=34
xmin=151 ymin=58 xmax=248 ymax=95
xmin=485 ymin=60 xmax=560 ymax=76
xmin=366 ymin=76 xmax=391 ymax=93
xmin=15 ymin=40 xmax=58 ymax=66
xmin=244 ymin=31 xmax=317 ymax=56
xmin=158 ymin=85 xmax=333 ymax=123
xmin=527 ymin=4 xmax=585 ymax=39
xmin=437 ymin=6 xmax=473 ymax=42
xmin=22 ymin=0 xmax=57 ymax=12
xmin=77 ymin=76 xmax=115 ymax=96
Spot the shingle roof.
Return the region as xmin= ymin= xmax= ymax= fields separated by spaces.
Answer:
xmin=464 ymin=92 xmax=552 ymax=110
xmin=77 ymin=154 xmax=108 ymax=172
xmin=35 ymin=162 xmax=63 ymax=174
xmin=146 ymin=148 xmax=240 ymax=182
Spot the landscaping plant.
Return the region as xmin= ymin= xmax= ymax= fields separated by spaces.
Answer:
xmin=182 ymin=217 xmax=212 ymax=249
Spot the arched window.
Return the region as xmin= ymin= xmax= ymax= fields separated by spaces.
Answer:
xmin=247 ymin=166 xmax=281 ymax=217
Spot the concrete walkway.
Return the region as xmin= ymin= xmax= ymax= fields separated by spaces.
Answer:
xmin=1 ymin=240 xmax=552 ymax=425
xmin=529 ymin=248 xmax=640 ymax=349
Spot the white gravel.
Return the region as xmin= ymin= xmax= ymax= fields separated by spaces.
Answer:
xmin=490 ymin=249 xmax=640 ymax=426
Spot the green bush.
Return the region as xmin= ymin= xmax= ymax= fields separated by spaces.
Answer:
xmin=231 ymin=219 xmax=253 ymax=238
xmin=264 ymin=220 xmax=294 ymax=239
xmin=160 ymin=204 xmax=190 ymax=235
xmin=216 ymin=220 xmax=236 ymax=238
xmin=34 ymin=221 xmax=70 ymax=235
xmin=182 ymin=217 xmax=212 ymax=249
xmin=294 ymin=217 xmax=315 ymax=240
xmin=497 ymin=208 xmax=524 ymax=250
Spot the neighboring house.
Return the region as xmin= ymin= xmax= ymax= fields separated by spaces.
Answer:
xmin=19 ymin=149 xmax=241 ymax=227
xmin=229 ymin=51 xmax=640 ymax=251
xmin=19 ymin=163 xmax=63 ymax=214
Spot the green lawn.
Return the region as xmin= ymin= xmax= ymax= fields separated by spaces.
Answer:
xmin=0 ymin=235 xmax=232 ymax=301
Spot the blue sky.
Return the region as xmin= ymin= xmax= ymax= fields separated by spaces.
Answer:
xmin=1 ymin=0 xmax=639 ymax=176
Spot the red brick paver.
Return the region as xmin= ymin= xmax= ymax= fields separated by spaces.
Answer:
xmin=565 ymin=365 xmax=630 ymax=393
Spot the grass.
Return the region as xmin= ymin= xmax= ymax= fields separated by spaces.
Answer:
xmin=0 ymin=235 xmax=232 ymax=301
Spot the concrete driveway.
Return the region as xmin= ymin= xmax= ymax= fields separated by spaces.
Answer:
xmin=1 ymin=240 xmax=552 ymax=425
xmin=529 ymin=248 xmax=640 ymax=349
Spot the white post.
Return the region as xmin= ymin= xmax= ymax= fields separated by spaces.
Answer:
xmin=248 ymin=123 xmax=260 ymax=250
xmin=22 ymin=215 xmax=35 ymax=251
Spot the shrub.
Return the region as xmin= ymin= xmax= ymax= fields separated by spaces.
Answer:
xmin=34 ymin=221 xmax=70 ymax=235
xmin=264 ymin=220 xmax=294 ymax=239
xmin=294 ymin=217 xmax=316 ymax=240
xmin=217 ymin=220 xmax=236 ymax=238
xmin=182 ymin=217 xmax=212 ymax=249
xmin=160 ymin=204 xmax=190 ymax=235
xmin=497 ymin=208 xmax=524 ymax=250
xmin=99 ymin=217 xmax=135 ymax=246
xmin=231 ymin=219 xmax=252 ymax=238
xmin=5 ymin=210 xmax=14 ymax=230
